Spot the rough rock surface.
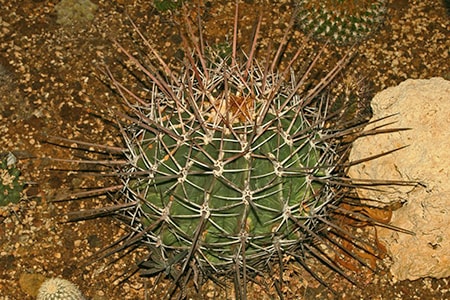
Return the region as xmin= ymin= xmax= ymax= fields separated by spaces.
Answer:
xmin=348 ymin=77 xmax=450 ymax=282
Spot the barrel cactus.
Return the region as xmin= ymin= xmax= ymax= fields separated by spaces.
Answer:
xmin=127 ymin=50 xmax=333 ymax=282
xmin=58 ymin=2 xmax=403 ymax=298
xmin=296 ymin=0 xmax=388 ymax=44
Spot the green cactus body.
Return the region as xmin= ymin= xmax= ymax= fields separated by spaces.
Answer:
xmin=296 ymin=0 xmax=388 ymax=44
xmin=132 ymin=93 xmax=325 ymax=265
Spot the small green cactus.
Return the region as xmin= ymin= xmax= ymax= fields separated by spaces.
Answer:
xmin=0 ymin=152 xmax=24 ymax=206
xmin=37 ymin=278 xmax=85 ymax=300
xmin=296 ymin=0 xmax=388 ymax=44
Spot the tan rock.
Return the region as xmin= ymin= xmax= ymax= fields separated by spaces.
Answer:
xmin=348 ymin=77 xmax=450 ymax=281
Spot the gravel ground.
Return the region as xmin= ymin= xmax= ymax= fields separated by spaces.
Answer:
xmin=0 ymin=0 xmax=449 ymax=299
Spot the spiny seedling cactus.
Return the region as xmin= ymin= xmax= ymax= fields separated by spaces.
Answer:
xmin=0 ymin=152 xmax=24 ymax=206
xmin=37 ymin=278 xmax=85 ymax=300
xmin=53 ymin=1 xmax=410 ymax=299
xmin=296 ymin=0 xmax=388 ymax=44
